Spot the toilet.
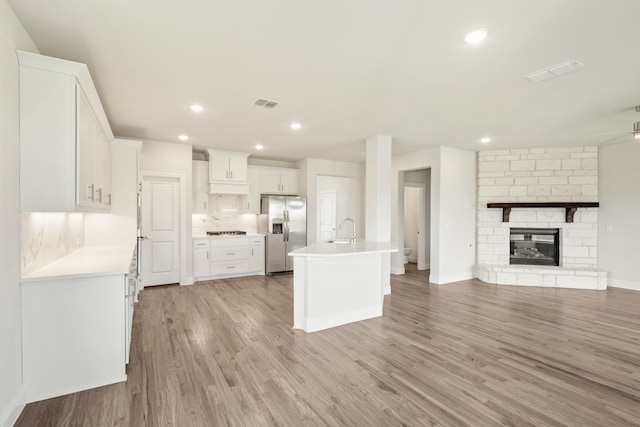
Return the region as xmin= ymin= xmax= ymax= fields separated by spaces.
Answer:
xmin=403 ymin=247 xmax=412 ymax=264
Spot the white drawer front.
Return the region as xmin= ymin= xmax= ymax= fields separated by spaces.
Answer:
xmin=193 ymin=240 xmax=210 ymax=248
xmin=250 ymin=237 xmax=264 ymax=246
xmin=212 ymin=261 xmax=249 ymax=275
xmin=211 ymin=246 xmax=248 ymax=261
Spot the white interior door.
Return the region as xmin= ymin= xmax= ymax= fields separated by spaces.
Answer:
xmin=318 ymin=190 xmax=337 ymax=242
xmin=141 ymin=176 xmax=180 ymax=287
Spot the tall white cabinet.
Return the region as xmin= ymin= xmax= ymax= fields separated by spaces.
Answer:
xmin=192 ymin=160 xmax=209 ymax=213
xmin=18 ymin=51 xmax=113 ymax=212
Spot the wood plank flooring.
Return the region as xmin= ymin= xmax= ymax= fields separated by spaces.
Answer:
xmin=16 ymin=264 xmax=640 ymax=426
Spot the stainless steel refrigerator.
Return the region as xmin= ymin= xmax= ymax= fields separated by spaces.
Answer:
xmin=258 ymin=195 xmax=307 ymax=274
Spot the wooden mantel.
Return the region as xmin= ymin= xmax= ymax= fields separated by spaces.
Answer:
xmin=486 ymin=202 xmax=600 ymax=223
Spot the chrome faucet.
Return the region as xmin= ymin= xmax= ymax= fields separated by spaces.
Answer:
xmin=338 ymin=218 xmax=357 ymax=244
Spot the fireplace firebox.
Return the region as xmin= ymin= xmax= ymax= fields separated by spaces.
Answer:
xmin=510 ymin=228 xmax=560 ymax=266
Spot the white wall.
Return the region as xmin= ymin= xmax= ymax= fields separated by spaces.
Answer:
xmin=392 ymin=146 xmax=475 ymax=283
xmin=599 ymin=142 xmax=640 ymax=290
xmin=0 ymin=2 xmax=38 ymax=424
xmin=296 ymin=158 xmax=364 ymax=245
xmin=140 ymin=140 xmax=193 ymax=285
xmin=438 ymin=146 xmax=476 ymax=283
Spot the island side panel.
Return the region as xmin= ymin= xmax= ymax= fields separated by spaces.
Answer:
xmin=292 ymin=256 xmax=306 ymax=330
xmin=303 ymin=253 xmax=384 ymax=332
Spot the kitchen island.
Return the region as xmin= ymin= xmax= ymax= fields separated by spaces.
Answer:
xmin=288 ymin=241 xmax=397 ymax=333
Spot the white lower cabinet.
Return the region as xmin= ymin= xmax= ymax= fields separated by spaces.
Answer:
xmin=193 ymin=239 xmax=211 ymax=278
xmin=22 ymin=273 xmax=128 ymax=403
xmin=250 ymin=237 xmax=265 ymax=272
xmin=193 ymin=235 xmax=265 ymax=281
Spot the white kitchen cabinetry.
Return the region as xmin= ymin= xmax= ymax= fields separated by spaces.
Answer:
xmin=192 ymin=235 xmax=265 ymax=281
xmin=18 ymin=51 xmax=113 ymax=212
xmin=192 ymin=160 xmax=209 ymax=214
xmin=211 ymin=239 xmax=249 ymax=275
xmin=242 ymin=166 xmax=261 ymax=214
xmin=193 ymin=239 xmax=211 ymax=278
xmin=258 ymin=166 xmax=300 ymax=195
xmin=207 ymin=149 xmax=250 ymax=195
xmin=250 ymin=237 xmax=266 ymax=273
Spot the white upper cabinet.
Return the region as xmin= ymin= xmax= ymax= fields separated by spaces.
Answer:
xmin=259 ymin=166 xmax=300 ymax=195
xmin=18 ymin=51 xmax=113 ymax=212
xmin=206 ymin=149 xmax=250 ymax=194
xmin=241 ymin=166 xmax=261 ymax=214
xmin=192 ymin=160 xmax=209 ymax=214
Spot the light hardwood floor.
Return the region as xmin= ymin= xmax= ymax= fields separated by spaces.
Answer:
xmin=16 ymin=264 xmax=640 ymax=426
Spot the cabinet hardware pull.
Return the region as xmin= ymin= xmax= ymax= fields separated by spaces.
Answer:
xmin=227 ymin=252 xmax=235 ymax=255
xmin=227 ymin=266 xmax=235 ymax=269
xmin=226 ymin=171 xmax=229 ymax=179
xmin=88 ymin=184 xmax=95 ymax=201
xmin=97 ymin=188 xmax=103 ymax=203
xmin=107 ymin=194 xmax=112 ymax=206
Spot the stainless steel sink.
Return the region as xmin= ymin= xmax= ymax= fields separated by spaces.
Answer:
xmin=328 ymin=239 xmax=352 ymax=244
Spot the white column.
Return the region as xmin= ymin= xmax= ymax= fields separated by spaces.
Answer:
xmin=365 ymin=135 xmax=392 ymax=294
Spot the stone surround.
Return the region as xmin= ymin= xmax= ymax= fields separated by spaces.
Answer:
xmin=476 ymin=146 xmax=607 ymax=289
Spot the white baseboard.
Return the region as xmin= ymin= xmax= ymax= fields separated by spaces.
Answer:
xmin=429 ymin=272 xmax=475 ymax=285
xmin=180 ymin=276 xmax=194 ymax=286
xmin=0 ymin=386 xmax=26 ymax=427
xmin=608 ymin=279 xmax=640 ymax=292
xmin=303 ymin=305 xmax=382 ymax=333
xmin=390 ymin=267 xmax=405 ymax=275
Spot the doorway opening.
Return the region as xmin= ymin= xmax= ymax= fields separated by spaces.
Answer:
xmin=402 ymin=169 xmax=430 ymax=271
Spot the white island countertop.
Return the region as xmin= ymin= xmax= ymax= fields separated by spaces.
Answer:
xmin=289 ymin=240 xmax=397 ymax=257
xmin=22 ymin=244 xmax=136 ymax=283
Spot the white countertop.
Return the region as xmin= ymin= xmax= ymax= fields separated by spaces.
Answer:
xmin=193 ymin=233 xmax=265 ymax=239
xmin=22 ymin=244 xmax=136 ymax=283
xmin=288 ymin=241 xmax=398 ymax=257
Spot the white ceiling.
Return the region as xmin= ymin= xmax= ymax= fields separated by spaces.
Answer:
xmin=8 ymin=0 xmax=640 ymax=162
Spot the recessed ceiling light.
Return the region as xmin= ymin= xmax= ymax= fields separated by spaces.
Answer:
xmin=464 ymin=28 xmax=489 ymax=44
xmin=480 ymin=137 xmax=491 ymax=143
xmin=255 ymin=144 xmax=264 ymax=150
xmin=290 ymin=122 xmax=301 ymax=130
xmin=190 ymin=104 xmax=204 ymax=112
xmin=178 ymin=135 xmax=189 ymax=141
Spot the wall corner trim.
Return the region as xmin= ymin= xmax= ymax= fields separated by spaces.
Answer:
xmin=0 ymin=385 xmax=26 ymax=427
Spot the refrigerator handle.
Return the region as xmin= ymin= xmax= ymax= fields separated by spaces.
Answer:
xmin=285 ymin=210 xmax=289 ymax=242
xmin=283 ymin=210 xmax=288 ymax=242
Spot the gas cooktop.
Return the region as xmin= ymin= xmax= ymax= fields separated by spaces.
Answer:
xmin=206 ymin=230 xmax=247 ymax=236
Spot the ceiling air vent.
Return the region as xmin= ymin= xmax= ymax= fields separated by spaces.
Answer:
xmin=254 ymin=98 xmax=279 ymax=109
xmin=523 ymin=59 xmax=584 ymax=83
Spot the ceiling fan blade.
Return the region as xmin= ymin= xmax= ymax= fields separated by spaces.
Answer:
xmin=578 ymin=130 xmax=633 ymax=137
xmin=597 ymin=133 xmax=632 ymax=146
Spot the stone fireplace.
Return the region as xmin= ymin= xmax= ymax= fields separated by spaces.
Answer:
xmin=476 ymin=146 xmax=607 ymax=290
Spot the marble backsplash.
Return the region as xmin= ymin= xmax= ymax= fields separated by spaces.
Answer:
xmin=192 ymin=194 xmax=258 ymax=235
xmin=21 ymin=212 xmax=85 ymax=276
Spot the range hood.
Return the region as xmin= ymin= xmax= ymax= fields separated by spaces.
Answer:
xmin=208 ymin=182 xmax=249 ymax=195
